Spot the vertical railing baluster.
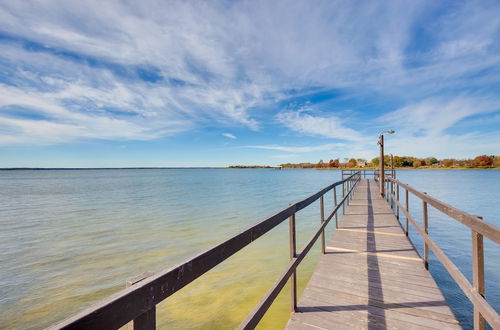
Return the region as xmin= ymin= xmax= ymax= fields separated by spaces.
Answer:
xmin=320 ymin=195 xmax=325 ymax=254
xmin=391 ymin=180 xmax=394 ymax=209
xmin=342 ymin=181 xmax=345 ymax=214
xmin=423 ymin=193 xmax=429 ymax=270
xmin=334 ymin=186 xmax=338 ymax=228
xmin=396 ymin=184 xmax=400 ymax=220
xmin=472 ymin=216 xmax=485 ymax=330
xmin=289 ymin=213 xmax=297 ymax=312
xmin=405 ymin=189 xmax=409 ymax=236
xmin=347 ymin=179 xmax=350 ymax=204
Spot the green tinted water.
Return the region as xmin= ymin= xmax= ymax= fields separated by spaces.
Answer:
xmin=1 ymin=169 xmax=498 ymax=329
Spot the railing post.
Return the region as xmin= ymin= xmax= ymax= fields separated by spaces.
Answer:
xmin=472 ymin=215 xmax=485 ymax=330
xmin=342 ymin=181 xmax=345 ymax=214
xmin=125 ymin=272 xmax=156 ymax=330
xmin=423 ymin=193 xmax=429 ymax=270
xmin=405 ymin=189 xmax=409 ymax=236
xmin=396 ymin=184 xmax=400 ymax=220
xmin=320 ymin=195 xmax=325 ymax=254
xmin=391 ymin=180 xmax=394 ymax=209
xmin=349 ymin=179 xmax=352 ymax=202
xmin=334 ymin=186 xmax=338 ymax=228
xmin=289 ymin=214 xmax=297 ymax=312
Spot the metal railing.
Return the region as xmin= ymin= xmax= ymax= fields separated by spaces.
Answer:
xmin=384 ymin=177 xmax=500 ymax=330
xmin=342 ymin=169 xmax=395 ymax=180
xmin=49 ymin=172 xmax=361 ymax=330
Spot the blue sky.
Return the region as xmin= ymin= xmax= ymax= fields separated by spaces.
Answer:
xmin=1 ymin=0 xmax=500 ymax=167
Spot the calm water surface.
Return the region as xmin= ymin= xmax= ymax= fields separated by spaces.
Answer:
xmin=0 ymin=169 xmax=498 ymax=329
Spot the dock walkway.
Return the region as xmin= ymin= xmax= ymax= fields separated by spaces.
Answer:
xmin=286 ymin=178 xmax=461 ymax=329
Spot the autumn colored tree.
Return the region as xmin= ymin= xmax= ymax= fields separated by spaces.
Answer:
xmin=442 ymin=159 xmax=454 ymax=167
xmin=494 ymin=156 xmax=500 ymax=167
xmin=349 ymin=158 xmax=357 ymax=167
xmin=473 ymin=155 xmax=493 ymax=167
xmin=413 ymin=160 xmax=422 ymax=167
xmin=316 ymin=160 xmax=325 ymax=168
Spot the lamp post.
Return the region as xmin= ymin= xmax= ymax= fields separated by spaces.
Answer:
xmin=378 ymin=130 xmax=395 ymax=197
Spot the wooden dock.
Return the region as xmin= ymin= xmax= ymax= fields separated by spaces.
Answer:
xmin=287 ymin=179 xmax=461 ymax=329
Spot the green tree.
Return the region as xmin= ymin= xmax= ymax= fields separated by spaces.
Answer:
xmin=428 ymin=157 xmax=438 ymax=165
xmin=393 ymin=156 xmax=404 ymax=167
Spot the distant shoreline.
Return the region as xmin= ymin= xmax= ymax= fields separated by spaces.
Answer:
xmin=0 ymin=167 xmax=226 ymax=170
xmin=1 ymin=167 xmax=499 ymax=170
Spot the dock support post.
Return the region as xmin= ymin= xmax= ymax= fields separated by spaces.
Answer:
xmin=334 ymin=186 xmax=338 ymax=228
xmin=125 ymin=272 xmax=156 ymax=330
xmin=423 ymin=194 xmax=429 ymax=270
xmin=472 ymin=215 xmax=485 ymax=330
xmin=405 ymin=189 xmax=409 ymax=236
xmin=320 ymin=195 xmax=325 ymax=254
xmin=289 ymin=214 xmax=297 ymax=312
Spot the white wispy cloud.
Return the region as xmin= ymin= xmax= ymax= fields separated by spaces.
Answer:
xmin=379 ymin=96 xmax=498 ymax=135
xmin=0 ymin=0 xmax=499 ymax=152
xmin=222 ymin=133 xmax=237 ymax=139
xmin=276 ymin=111 xmax=363 ymax=141
xmin=247 ymin=143 xmax=345 ymax=153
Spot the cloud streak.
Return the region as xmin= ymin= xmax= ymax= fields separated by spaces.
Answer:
xmin=277 ymin=110 xmax=363 ymax=141
xmin=248 ymin=143 xmax=345 ymax=153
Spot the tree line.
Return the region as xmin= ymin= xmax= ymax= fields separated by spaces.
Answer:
xmin=281 ymin=155 xmax=500 ymax=169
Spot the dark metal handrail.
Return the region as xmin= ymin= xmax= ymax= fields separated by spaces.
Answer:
xmin=49 ymin=172 xmax=361 ymax=330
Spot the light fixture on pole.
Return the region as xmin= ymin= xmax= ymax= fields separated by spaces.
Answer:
xmin=378 ymin=130 xmax=395 ymax=197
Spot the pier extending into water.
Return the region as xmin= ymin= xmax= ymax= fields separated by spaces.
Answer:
xmin=50 ymin=170 xmax=500 ymax=330
xmin=287 ymin=178 xmax=459 ymax=329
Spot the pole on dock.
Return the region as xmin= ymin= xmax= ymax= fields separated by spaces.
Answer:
xmin=396 ymin=184 xmax=400 ymax=220
xmin=423 ymin=193 xmax=429 ymax=270
xmin=334 ymin=186 xmax=338 ymax=228
xmin=378 ymin=130 xmax=395 ymax=198
xmin=342 ymin=182 xmax=345 ymax=215
xmin=472 ymin=215 xmax=485 ymax=330
xmin=379 ymin=134 xmax=384 ymax=197
xmin=405 ymin=189 xmax=409 ymax=236
xmin=289 ymin=213 xmax=297 ymax=312
xmin=320 ymin=195 xmax=325 ymax=254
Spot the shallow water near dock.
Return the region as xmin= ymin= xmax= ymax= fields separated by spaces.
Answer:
xmin=0 ymin=169 xmax=498 ymax=329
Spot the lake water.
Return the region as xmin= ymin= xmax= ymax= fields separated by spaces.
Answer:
xmin=0 ymin=169 xmax=498 ymax=329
